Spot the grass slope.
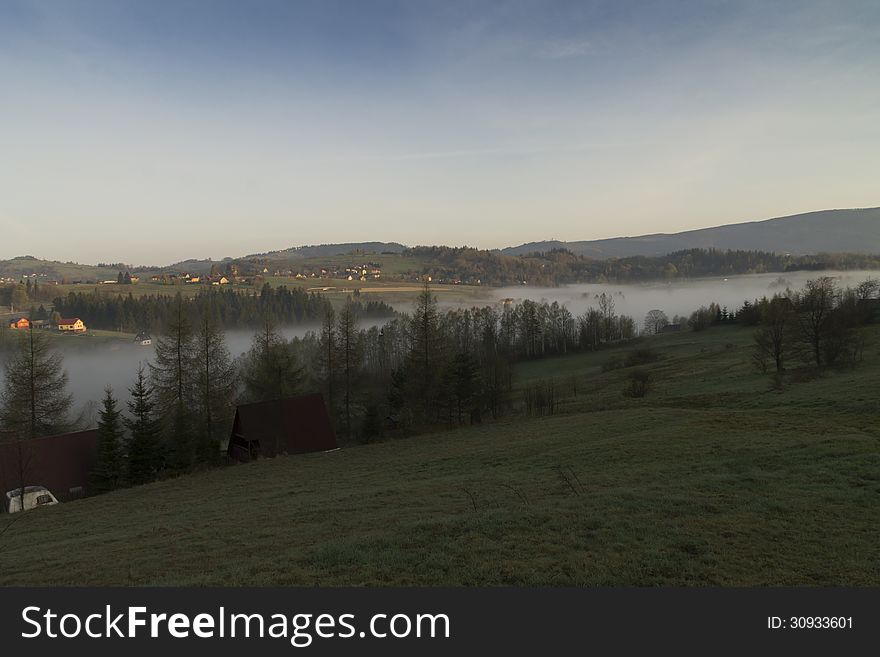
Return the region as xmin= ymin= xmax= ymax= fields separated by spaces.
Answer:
xmin=0 ymin=326 xmax=878 ymax=586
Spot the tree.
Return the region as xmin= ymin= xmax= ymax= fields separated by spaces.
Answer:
xmin=336 ymin=300 xmax=362 ymax=440
xmin=0 ymin=327 xmax=73 ymax=439
xmin=240 ymin=316 xmax=302 ymax=402
xmin=10 ymin=284 xmax=27 ymax=312
xmin=149 ymin=294 xmax=197 ymax=470
xmin=91 ymin=387 xmax=125 ymax=493
xmin=193 ymin=303 xmax=237 ymax=463
xmin=753 ymin=298 xmax=795 ymax=372
xmin=405 ymin=280 xmax=444 ymax=422
xmin=643 ymin=309 xmax=669 ymax=336
xmin=315 ymin=306 xmax=337 ymax=418
xmin=125 ymin=365 xmax=162 ymax=485
xmin=0 ymin=327 xmax=73 ymax=511
xmin=450 ymin=352 xmax=478 ymax=425
xmin=796 ymin=277 xmax=836 ymax=367
xmin=149 ymin=293 xmax=195 ymax=411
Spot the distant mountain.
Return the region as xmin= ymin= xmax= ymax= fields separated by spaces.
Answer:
xmin=502 ymin=208 xmax=880 ymax=258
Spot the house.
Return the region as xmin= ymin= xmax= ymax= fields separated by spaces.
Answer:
xmin=660 ymin=323 xmax=682 ymax=334
xmin=227 ymin=393 xmax=337 ymax=462
xmin=211 ymin=276 xmax=229 ymax=286
xmin=57 ymin=318 xmax=86 ymax=332
xmin=134 ymin=332 xmax=152 ymax=346
xmin=0 ymin=429 xmax=98 ymax=502
xmin=8 ymin=317 xmax=29 ymax=330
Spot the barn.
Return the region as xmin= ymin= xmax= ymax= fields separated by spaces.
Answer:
xmin=0 ymin=429 xmax=98 ymax=502
xmin=227 ymin=393 xmax=337 ymax=462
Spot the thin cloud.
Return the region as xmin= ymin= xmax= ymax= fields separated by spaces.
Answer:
xmin=538 ymin=38 xmax=592 ymax=59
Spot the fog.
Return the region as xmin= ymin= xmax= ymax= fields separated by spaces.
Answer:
xmin=0 ymin=325 xmax=325 ymax=424
xmin=491 ymin=270 xmax=879 ymax=326
xmin=1 ymin=270 xmax=876 ymax=421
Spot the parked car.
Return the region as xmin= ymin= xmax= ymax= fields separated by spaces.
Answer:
xmin=4 ymin=486 xmax=59 ymax=513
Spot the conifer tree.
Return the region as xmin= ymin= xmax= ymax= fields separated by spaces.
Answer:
xmin=91 ymin=387 xmax=125 ymax=493
xmin=240 ymin=316 xmax=302 ymax=402
xmin=126 ymin=365 xmax=162 ymax=485
xmin=193 ymin=302 xmax=237 ymax=463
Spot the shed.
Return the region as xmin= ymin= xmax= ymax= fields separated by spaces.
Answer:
xmin=227 ymin=393 xmax=337 ymax=462
xmin=0 ymin=429 xmax=98 ymax=502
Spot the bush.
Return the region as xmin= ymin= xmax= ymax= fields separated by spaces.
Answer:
xmin=601 ymin=356 xmax=623 ymax=372
xmin=622 ymin=370 xmax=653 ymax=398
xmin=624 ymin=347 xmax=659 ymax=367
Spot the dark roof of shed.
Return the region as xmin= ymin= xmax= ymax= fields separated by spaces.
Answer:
xmin=230 ymin=393 xmax=337 ymax=458
xmin=0 ymin=429 xmax=98 ymax=500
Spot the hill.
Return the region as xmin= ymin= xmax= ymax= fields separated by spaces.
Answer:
xmin=1 ymin=324 xmax=877 ymax=586
xmin=250 ymin=242 xmax=407 ymax=260
xmin=503 ymin=207 xmax=880 ymax=257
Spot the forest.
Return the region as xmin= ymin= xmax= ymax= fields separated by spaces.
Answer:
xmin=399 ymin=246 xmax=880 ymax=285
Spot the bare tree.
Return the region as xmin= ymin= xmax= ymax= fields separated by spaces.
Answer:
xmin=796 ymin=277 xmax=837 ymax=368
xmin=753 ymin=297 xmax=795 ymax=372
xmin=643 ymin=309 xmax=669 ymax=336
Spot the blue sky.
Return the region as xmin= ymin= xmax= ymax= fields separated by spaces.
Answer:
xmin=1 ymin=0 xmax=878 ymax=264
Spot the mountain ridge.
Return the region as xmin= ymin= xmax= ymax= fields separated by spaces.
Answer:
xmin=502 ymin=207 xmax=880 ymax=258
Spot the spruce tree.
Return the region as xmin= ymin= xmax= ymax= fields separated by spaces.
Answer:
xmin=315 ymin=306 xmax=337 ymax=418
xmin=125 ymin=365 xmax=162 ymax=485
xmin=0 ymin=327 xmax=73 ymax=511
xmin=91 ymin=387 xmax=125 ymax=493
xmin=336 ymin=299 xmax=362 ymax=440
xmin=0 ymin=326 xmax=72 ymax=439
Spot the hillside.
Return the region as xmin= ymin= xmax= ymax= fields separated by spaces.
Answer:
xmin=503 ymin=207 xmax=880 ymax=257
xmin=250 ymin=242 xmax=407 ymax=260
xmin=1 ymin=324 xmax=877 ymax=586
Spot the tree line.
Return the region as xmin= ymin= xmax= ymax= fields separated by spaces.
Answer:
xmin=43 ymin=284 xmax=394 ymax=332
xmin=400 ymin=246 xmax=880 ymax=286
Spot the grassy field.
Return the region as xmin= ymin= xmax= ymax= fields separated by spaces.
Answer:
xmin=0 ymin=325 xmax=877 ymax=586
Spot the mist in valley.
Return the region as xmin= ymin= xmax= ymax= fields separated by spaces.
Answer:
xmin=491 ymin=270 xmax=879 ymax=328
xmin=1 ymin=270 xmax=876 ymax=425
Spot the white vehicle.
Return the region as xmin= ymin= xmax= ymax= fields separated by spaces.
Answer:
xmin=4 ymin=486 xmax=59 ymax=513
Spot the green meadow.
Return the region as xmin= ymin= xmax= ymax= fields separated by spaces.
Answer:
xmin=0 ymin=324 xmax=877 ymax=586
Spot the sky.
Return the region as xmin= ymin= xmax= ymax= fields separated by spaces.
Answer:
xmin=1 ymin=0 xmax=878 ymax=265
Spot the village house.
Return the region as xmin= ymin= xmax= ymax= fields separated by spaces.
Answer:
xmin=134 ymin=332 xmax=152 ymax=346
xmin=8 ymin=317 xmax=29 ymax=330
xmin=57 ymin=317 xmax=86 ymax=332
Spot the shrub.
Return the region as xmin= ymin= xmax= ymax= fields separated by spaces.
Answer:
xmin=601 ymin=356 xmax=623 ymax=372
xmin=622 ymin=369 xmax=653 ymax=398
xmin=624 ymin=347 xmax=659 ymax=367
